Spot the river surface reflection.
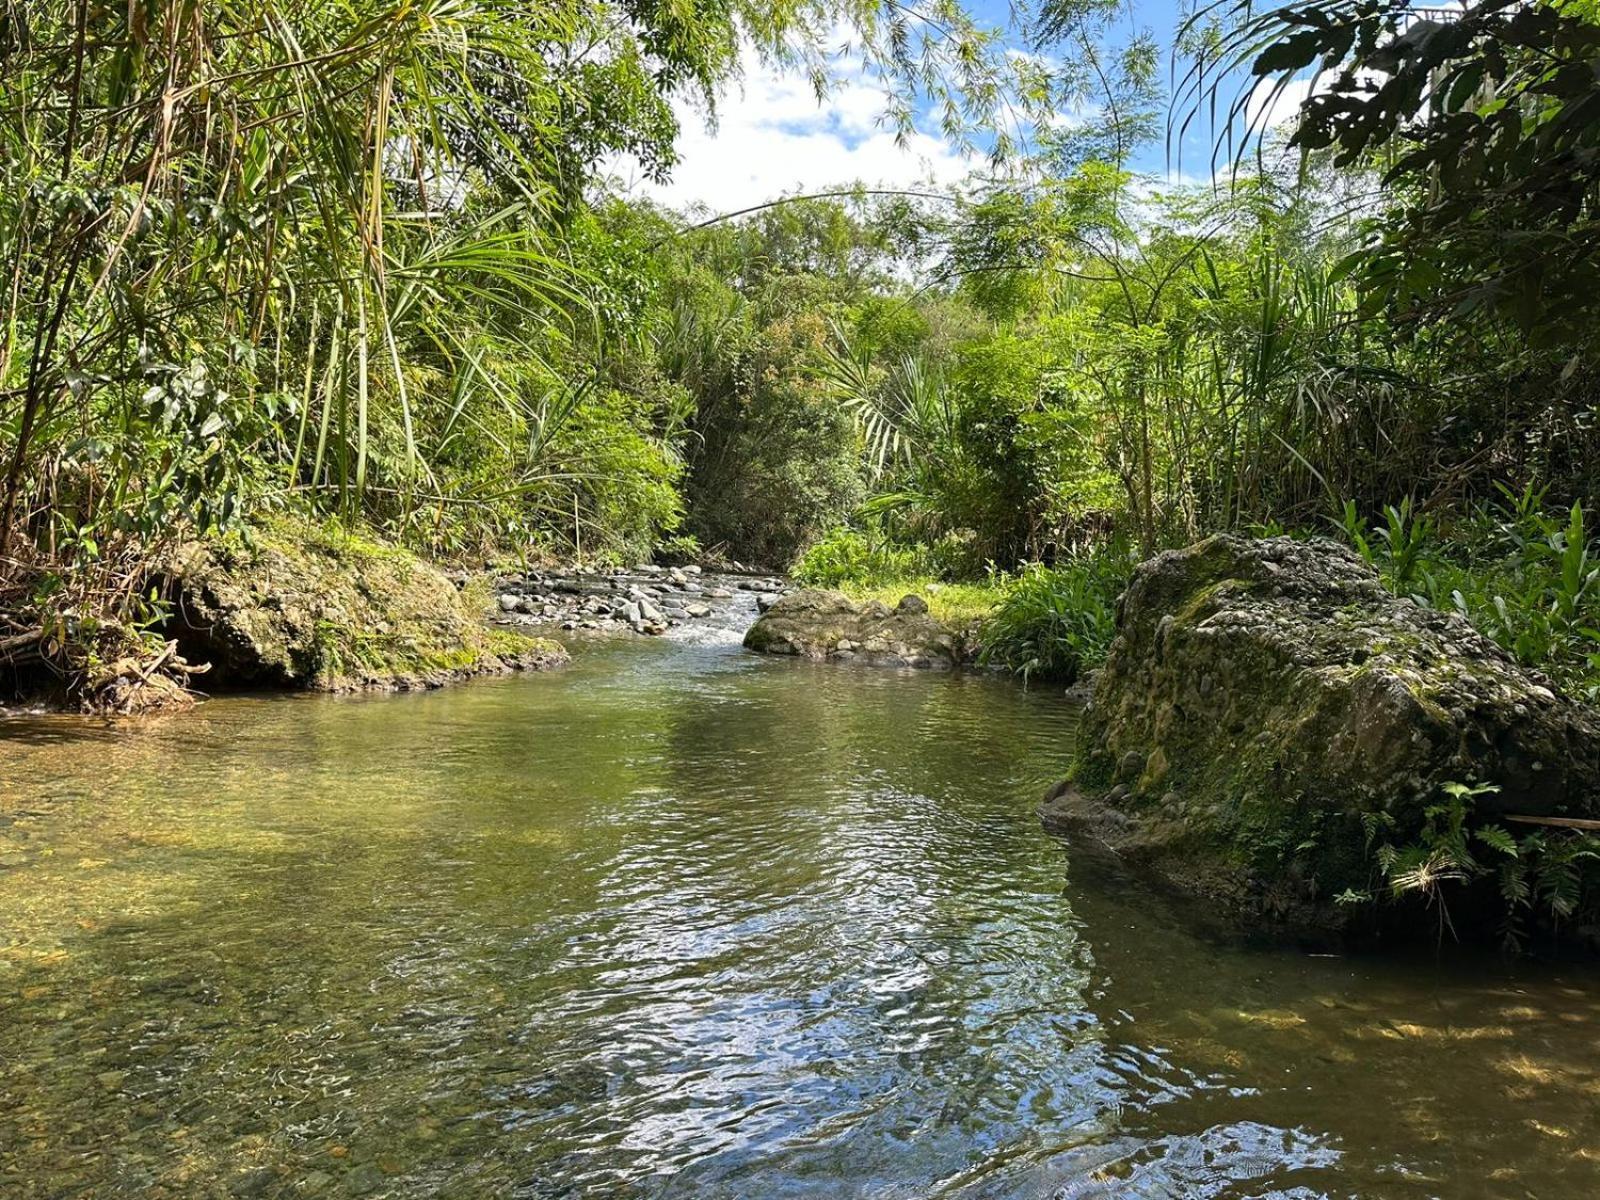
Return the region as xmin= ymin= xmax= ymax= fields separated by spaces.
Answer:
xmin=1 ymin=635 xmax=1596 ymax=1197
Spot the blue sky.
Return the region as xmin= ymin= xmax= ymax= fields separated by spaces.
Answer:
xmin=609 ymin=0 xmax=1269 ymax=212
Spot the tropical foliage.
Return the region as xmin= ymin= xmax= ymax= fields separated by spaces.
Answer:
xmin=5 ymin=0 xmax=1600 ymax=725
xmin=0 ymin=0 xmax=1027 ymax=687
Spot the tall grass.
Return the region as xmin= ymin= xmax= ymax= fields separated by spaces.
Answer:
xmin=978 ymin=544 xmax=1130 ymax=683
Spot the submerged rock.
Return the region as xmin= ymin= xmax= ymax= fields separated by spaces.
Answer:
xmin=1045 ymin=534 xmax=1600 ymax=936
xmin=164 ymin=522 xmax=567 ymax=692
xmin=743 ymin=589 xmax=964 ymax=669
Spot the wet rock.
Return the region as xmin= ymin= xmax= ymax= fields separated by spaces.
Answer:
xmin=164 ymin=522 xmax=567 ymax=691
xmin=1044 ymin=534 xmax=1600 ymax=938
xmin=743 ymin=589 xmax=965 ymax=669
xmin=343 ymin=1162 xmax=385 ymax=1196
xmin=1065 ymin=669 xmax=1099 ymax=704
xmin=229 ymin=1168 xmax=279 ymax=1198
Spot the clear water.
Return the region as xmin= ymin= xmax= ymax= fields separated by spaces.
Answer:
xmin=1 ymin=635 xmax=1597 ymax=1198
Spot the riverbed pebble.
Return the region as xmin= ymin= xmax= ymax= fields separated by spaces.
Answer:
xmin=489 ymin=563 xmax=789 ymax=642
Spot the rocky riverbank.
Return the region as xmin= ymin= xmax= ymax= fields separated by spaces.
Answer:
xmin=161 ymin=521 xmax=569 ymax=696
xmin=486 ymin=564 xmax=788 ymax=639
xmin=1044 ymin=534 xmax=1600 ymax=943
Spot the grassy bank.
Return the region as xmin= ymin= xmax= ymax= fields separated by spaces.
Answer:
xmin=793 ymin=487 xmax=1600 ymax=697
xmin=792 ymin=530 xmax=1129 ymax=684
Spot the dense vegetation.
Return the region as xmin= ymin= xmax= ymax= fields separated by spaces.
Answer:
xmin=1 ymin=0 xmax=1598 ymax=950
xmin=0 ymin=0 xmax=1023 ymax=692
xmin=4 ymin=0 xmax=1600 ymax=717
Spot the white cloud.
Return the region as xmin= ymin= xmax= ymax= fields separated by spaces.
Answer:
xmin=605 ymin=49 xmax=974 ymax=214
xmin=1245 ymin=68 xmax=1385 ymax=131
xmin=1246 ymin=76 xmax=1318 ymax=131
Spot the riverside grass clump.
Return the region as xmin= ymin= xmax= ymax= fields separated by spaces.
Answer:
xmin=791 ymin=526 xmax=1126 ymax=683
xmin=976 ymin=547 xmax=1129 ymax=684
xmin=1333 ymin=489 xmax=1600 ymax=700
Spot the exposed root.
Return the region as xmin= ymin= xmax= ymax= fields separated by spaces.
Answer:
xmin=82 ymin=639 xmax=211 ymax=716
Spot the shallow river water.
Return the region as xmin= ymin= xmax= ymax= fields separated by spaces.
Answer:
xmin=1 ymin=631 xmax=1598 ymax=1198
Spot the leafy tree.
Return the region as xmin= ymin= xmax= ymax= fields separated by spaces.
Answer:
xmin=1213 ymin=0 xmax=1600 ymax=343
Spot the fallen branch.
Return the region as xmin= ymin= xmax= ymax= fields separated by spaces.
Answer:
xmin=0 ymin=628 xmax=43 ymax=654
xmin=1505 ymin=814 xmax=1600 ymax=833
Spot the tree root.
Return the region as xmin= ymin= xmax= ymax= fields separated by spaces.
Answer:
xmin=83 ymin=639 xmax=211 ymax=716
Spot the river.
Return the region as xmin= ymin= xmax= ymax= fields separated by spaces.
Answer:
xmin=1 ymin=630 xmax=1597 ymax=1197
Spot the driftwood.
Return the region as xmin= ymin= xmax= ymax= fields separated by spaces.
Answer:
xmin=1505 ymin=814 xmax=1600 ymax=833
xmin=0 ymin=627 xmax=42 ymax=657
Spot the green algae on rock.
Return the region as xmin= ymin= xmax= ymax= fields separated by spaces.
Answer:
xmin=163 ymin=521 xmax=567 ymax=692
xmin=743 ymin=589 xmax=968 ymax=669
xmin=1044 ymin=535 xmax=1600 ymax=937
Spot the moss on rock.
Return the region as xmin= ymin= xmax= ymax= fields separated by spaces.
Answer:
xmin=1045 ymin=535 xmax=1600 ymax=938
xmin=163 ymin=520 xmax=567 ymax=692
xmin=743 ymin=589 xmax=968 ymax=668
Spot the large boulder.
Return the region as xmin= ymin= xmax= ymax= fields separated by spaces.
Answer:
xmin=743 ymin=589 xmax=965 ymax=669
xmin=1044 ymin=535 xmax=1600 ymax=934
xmin=164 ymin=521 xmax=567 ymax=691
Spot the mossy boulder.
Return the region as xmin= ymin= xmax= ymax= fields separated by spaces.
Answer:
xmin=164 ymin=521 xmax=567 ymax=691
xmin=743 ymin=589 xmax=965 ymax=668
xmin=1044 ymin=535 xmax=1600 ymax=935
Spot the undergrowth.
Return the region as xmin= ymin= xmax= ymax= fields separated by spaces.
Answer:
xmin=1334 ymin=487 xmax=1600 ymax=697
xmin=1338 ymin=780 xmax=1600 ymax=952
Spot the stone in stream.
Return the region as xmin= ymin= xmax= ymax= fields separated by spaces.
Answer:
xmin=685 ymin=603 xmax=712 ymax=618
xmin=1042 ymin=534 xmax=1600 ymax=942
xmin=163 ymin=524 xmax=566 ymax=694
xmin=743 ymin=589 xmax=965 ymax=669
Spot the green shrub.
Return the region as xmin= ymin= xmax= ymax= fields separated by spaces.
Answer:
xmin=1335 ymin=489 xmax=1600 ymax=698
xmin=1337 ymin=779 xmax=1600 ymax=951
xmin=978 ymin=545 xmax=1129 ymax=683
xmin=655 ymin=533 xmax=703 ymax=565
xmin=791 ymin=528 xmax=937 ymax=588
